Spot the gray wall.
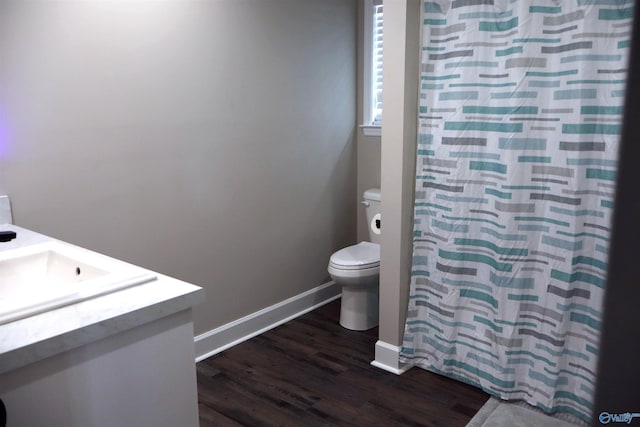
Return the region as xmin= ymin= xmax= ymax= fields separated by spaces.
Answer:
xmin=357 ymin=133 xmax=381 ymax=241
xmin=378 ymin=0 xmax=420 ymax=349
xmin=0 ymin=0 xmax=357 ymax=336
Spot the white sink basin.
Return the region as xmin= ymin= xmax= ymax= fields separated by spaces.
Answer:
xmin=0 ymin=241 xmax=157 ymax=325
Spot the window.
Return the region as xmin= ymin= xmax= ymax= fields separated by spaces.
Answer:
xmin=362 ymin=0 xmax=383 ymax=136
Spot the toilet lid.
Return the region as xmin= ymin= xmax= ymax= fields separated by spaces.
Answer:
xmin=330 ymin=242 xmax=380 ymax=270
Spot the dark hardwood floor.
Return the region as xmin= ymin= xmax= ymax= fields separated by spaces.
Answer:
xmin=197 ymin=300 xmax=489 ymax=426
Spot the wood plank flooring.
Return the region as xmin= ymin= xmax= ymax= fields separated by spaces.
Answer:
xmin=197 ymin=300 xmax=489 ymax=426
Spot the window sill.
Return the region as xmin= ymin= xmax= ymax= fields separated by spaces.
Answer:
xmin=360 ymin=124 xmax=381 ymax=137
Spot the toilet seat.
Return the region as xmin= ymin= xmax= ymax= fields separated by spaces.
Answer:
xmin=329 ymin=242 xmax=380 ymax=270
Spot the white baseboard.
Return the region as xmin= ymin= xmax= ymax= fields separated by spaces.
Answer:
xmin=370 ymin=339 xmax=412 ymax=375
xmin=194 ymin=281 xmax=341 ymax=362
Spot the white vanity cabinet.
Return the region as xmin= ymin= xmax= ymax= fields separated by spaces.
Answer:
xmin=1 ymin=310 xmax=199 ymax=426
xmin=0 ymin=226 xmax=205 ymax=426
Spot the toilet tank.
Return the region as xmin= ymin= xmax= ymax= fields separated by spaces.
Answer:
xmin=363 ymin=188 xmax=381 ymax=244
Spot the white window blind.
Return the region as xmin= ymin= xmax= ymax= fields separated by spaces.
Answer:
xmin=372 ymin=2 xmax=383 ymax=125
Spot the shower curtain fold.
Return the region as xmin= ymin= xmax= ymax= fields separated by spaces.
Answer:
xmin=401 ymin=0 xmax=632 ymax=422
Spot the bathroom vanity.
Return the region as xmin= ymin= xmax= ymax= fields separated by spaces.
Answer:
xmin=0 ymin=225 xmax=205 ymax=426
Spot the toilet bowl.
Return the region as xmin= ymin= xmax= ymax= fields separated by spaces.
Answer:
xmin=328 ymin=189 xmax=381 ymax=331
xmin=329 ymin=241 xmax=380 ymax=330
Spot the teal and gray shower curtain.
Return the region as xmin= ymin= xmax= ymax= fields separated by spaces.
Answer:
xmin=401 ymin=0 xmax=632 ymax=421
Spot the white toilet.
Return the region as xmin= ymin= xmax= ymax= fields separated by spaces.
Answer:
xmin=328 ymin=188 xmax=381 ymax=331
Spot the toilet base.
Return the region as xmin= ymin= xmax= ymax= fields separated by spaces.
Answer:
xmin=340 ymin=285 xmax=379 ymax=331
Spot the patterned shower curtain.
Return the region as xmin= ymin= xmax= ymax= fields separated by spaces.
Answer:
xmin=400 ymin=0 xmax=632 ymax=422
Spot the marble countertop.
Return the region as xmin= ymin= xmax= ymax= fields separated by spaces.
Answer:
xmin=0 ymin=224 xmax=205 ymax=375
